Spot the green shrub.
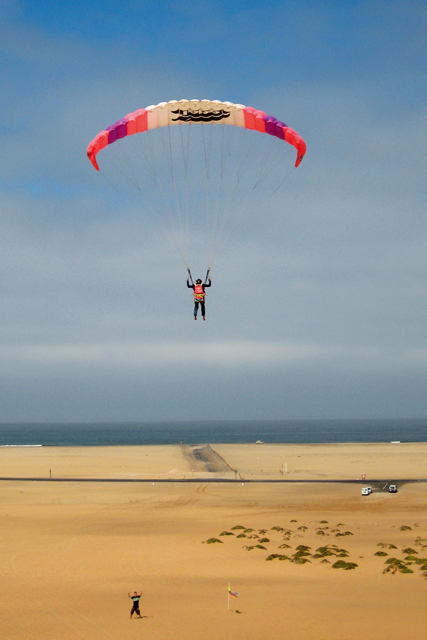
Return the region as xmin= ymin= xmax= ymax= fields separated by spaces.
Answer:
xmin=206 ymin=538 xmax=223 ymax=544
xmin=383 ymin=557 xmax=414 ymax=575
xmin=266 ymin=553 xmax=291 ymax=561
xmin=244 ymin=544 xmax=267 ymax=551
xmin=313 ymin=545 xmax=348 ymax=559
xmin=332 ymin=560 xmax=358 ymax=570
xmin=377 ymin=543 xmax=397 ymax=549
xmin=293 ymin=546 xmax=312 ymax=563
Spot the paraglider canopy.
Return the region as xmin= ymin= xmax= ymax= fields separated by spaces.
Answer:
xmin=87 ymin=99 xmax=306 ymax=172
xmin=87 ymin=99 xmax=306 ymax=277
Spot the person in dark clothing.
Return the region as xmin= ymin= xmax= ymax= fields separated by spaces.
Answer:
xmin=128 ymin=590 xmax=142 ymax=618
xmin=187 ymin=277 xmax=211 ymax=320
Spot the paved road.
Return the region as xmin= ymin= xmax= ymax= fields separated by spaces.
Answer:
xmin=0 ymin=477 xmax=426 ymax=491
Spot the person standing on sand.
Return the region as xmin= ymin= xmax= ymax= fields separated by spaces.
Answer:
xmin=128 ymin=590 xmax=142 ymax=618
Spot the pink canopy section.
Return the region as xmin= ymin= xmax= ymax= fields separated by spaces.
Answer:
xmin=87 ymin=100 xmax=306 ymax=171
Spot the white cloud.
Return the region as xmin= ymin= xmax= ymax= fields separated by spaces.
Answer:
xmin=1 ymin=338 xmax=426 ymax=377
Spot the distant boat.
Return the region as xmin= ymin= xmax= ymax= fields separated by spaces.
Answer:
xmin=255 ymin=440 xmax=264 ymax=444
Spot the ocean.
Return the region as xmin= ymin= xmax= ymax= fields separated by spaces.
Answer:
xmin=0 ymin=419 xmax=426 ymax=447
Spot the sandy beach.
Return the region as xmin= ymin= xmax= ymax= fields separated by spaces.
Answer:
xmin=0 ymin=444 xmax=426 ymax=640
xmin=1 ymin=442 xmax=427 ymax=480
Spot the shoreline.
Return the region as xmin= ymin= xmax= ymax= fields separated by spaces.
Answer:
xmin=1 ymin=440 xmax=425 ymax=446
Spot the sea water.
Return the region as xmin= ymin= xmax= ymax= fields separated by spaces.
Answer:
xmin=0 ymin=419 xmax=426 ymax=446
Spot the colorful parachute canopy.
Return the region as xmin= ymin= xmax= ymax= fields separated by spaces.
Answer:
xmin=87 ymin=99 xmax=306 ymax=171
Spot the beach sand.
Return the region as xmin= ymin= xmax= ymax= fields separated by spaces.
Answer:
xmin=1 ymin=442 xmax=426 ymax=480
xmin=0 ymin=444 xmax=426 ymax=640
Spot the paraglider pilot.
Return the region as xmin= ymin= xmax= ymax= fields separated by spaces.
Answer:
xmin=187 ymin=278 xmax=211 ymax=321
xmin=128 ymin=590 xmax=142 ymax=618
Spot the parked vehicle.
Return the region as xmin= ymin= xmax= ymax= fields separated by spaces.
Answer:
xmin=388 ymin=484 xmax=398 ymax=493
xmin=361 ymin=487 xmax=372 ymax=495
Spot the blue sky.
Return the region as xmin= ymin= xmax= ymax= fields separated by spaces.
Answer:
xmin=1 ymin=0 xmax=426 ymax=422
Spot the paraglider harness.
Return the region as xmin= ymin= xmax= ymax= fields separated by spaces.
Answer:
xmin=193 ymin=284 xmax=205 ymax=302
xmin=187 ymin=269 xmax=210 ymax=301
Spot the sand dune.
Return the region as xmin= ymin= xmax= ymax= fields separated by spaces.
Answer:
xmin=0 ymin=445 xmax=426 ymax=640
